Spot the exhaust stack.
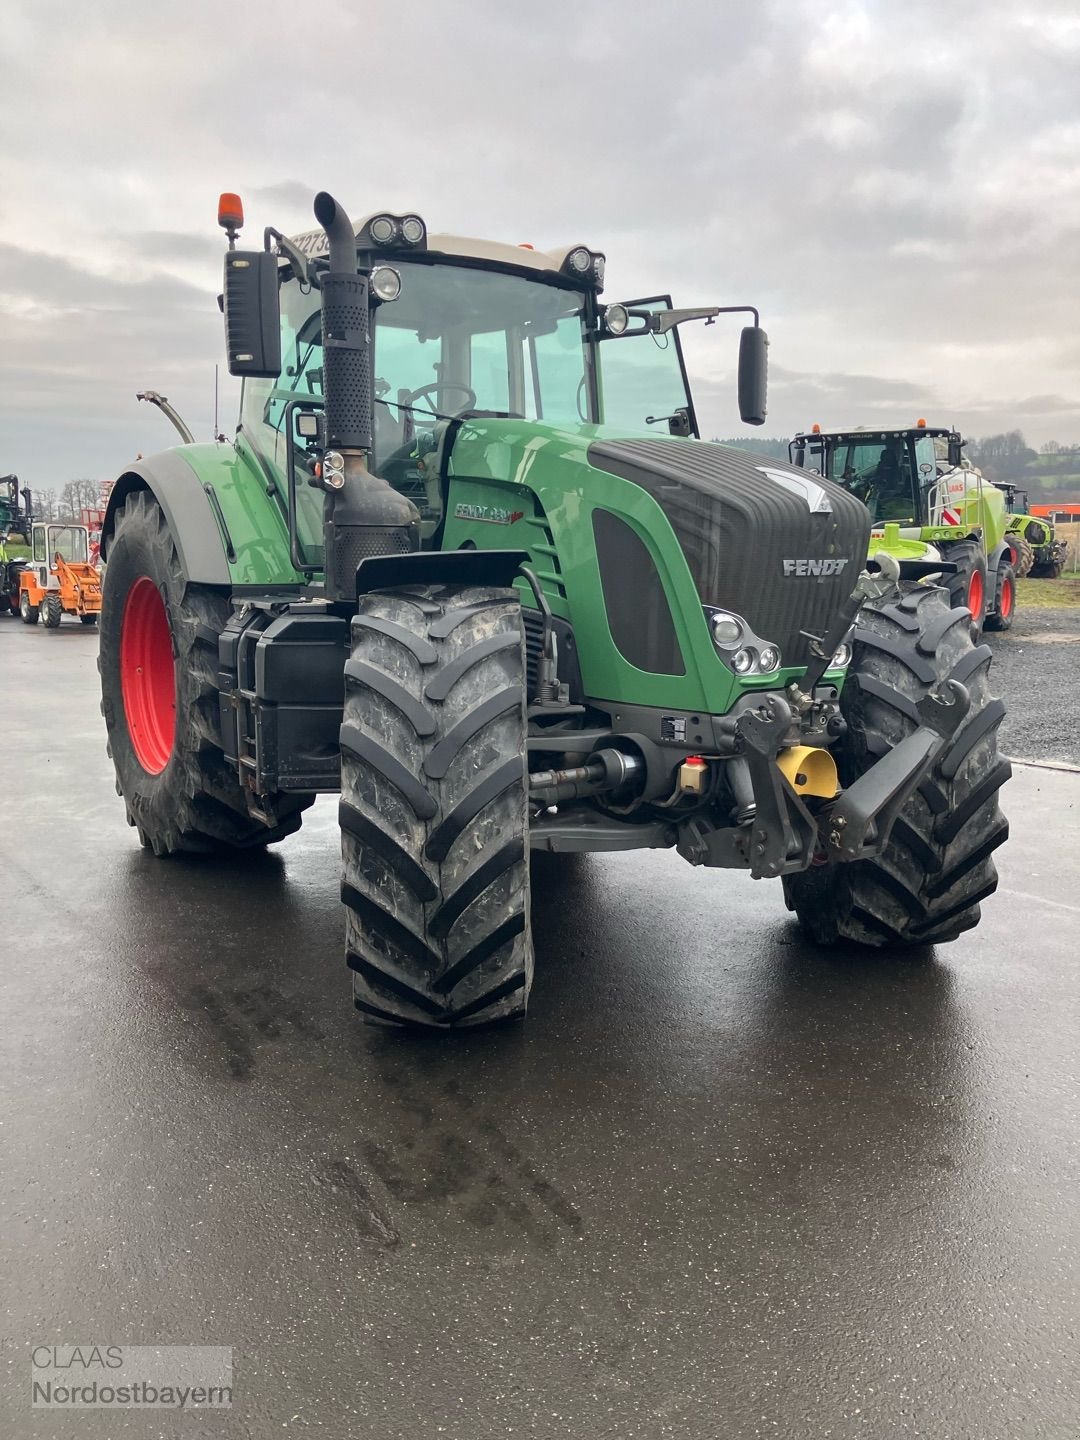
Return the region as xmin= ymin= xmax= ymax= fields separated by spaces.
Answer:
xmin=313 ymin=191 xmax=419 ymax=600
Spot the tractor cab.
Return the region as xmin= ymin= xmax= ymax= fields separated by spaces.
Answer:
xmin=229 ymin=205 xmax=767 ymax=578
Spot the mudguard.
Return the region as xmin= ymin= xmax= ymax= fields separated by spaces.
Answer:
xmin=101 ymin=449 xmax=232 ymax=585
xmin=100 ymin=442 xmax=302 ymax=589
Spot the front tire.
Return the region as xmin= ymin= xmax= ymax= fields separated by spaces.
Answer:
xmin=99 ymin=489 xmax=311 ymax=855
xmin=939 ymin=537 xmax=987 ymax=636
xmin=340 ymin=584 xmax=533 ymax=1028
xmin=784 ymin=585 xmax=1009 ymax=947
xmin=40 ymin=593 xmax=63 ymax=628
xmin=984 ymin=560 xmax=1016 ymax=632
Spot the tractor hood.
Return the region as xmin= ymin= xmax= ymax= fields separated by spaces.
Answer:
xmin=586 ymin=437 xmax=872 ymax=668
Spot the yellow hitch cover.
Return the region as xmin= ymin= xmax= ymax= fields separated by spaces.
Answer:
xmin=776 ymin=745 xmax=839 ymax=798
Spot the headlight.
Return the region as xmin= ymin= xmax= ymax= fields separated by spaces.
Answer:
xmin=732 ymin=648 xmax=755 ymax=674
xmin=758 ymin=644 xmax=781 ymax=672
xmin=711 ymin=611 xmax=743 ymax=646
xmin=371 ymin=266 xmax=402 ymax=303
xmin=369 ymin=215 xmax=397 ymax=244
xmin=567 ymin=246 xmax=592 ymax=274
xmin=831 ymin=641 xmax=852 ymax=668
xmin=400 ymin=215 xmax=425 ymax=245
xmin=593 ymin=255 xmax=606 ymax=289
xmin=605 ymin=303 xmax=629 ymax=336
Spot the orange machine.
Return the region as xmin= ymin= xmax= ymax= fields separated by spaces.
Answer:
xmin=18 ymin=522 xmax=102 ymax=628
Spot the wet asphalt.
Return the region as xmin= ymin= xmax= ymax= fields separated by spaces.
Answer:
xmin=1 ymin=617 xmax=1078 ymax=1440
xmin=990 ymin=604 xmax=1080 ymax=766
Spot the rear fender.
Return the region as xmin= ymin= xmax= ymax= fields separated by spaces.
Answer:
xmin=100 ymin=444 xmax=303 ymax=589
xmin=101 ymin=450 xmax=231 ymax=585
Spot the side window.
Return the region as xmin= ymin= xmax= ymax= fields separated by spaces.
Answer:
xmin=597 ymin=298 xmax=691 ymax=433
xmin=33 ymin=527 xmax=46 ymax=563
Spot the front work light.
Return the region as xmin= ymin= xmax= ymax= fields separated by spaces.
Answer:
xmin=371 ymin=266 xmax=402 ymax=303
xmin=369 ymin=215 xmax=397 ymax=244
xmin=400 ymin=215 xmax=425 ymax=244
xmin=605 ymin=303 xmax=629 ymax=336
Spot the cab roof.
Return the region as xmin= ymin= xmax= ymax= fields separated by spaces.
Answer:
xmin=288 ymin=214 xmax=597 ymax=283
xmin=793 ymin=425 xmax=956 ymax=441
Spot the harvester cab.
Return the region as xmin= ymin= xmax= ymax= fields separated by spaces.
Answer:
xmin=18 ymin=522 xmax=102 ymax=628
xmin=95 ymin=192 xmax=1009 ymax=1030
xmin=790 ymin=422 xmax=1016 ymax=635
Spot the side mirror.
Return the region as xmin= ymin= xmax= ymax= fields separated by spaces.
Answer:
xmin=947 ymin=437 xmax=963 ymax=467
xmin=738 ymin=326 xmax=768 ymax=426
xmin=222 ymin=251 xmax=281 ymax=378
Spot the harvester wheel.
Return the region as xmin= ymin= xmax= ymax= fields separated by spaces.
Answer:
xmin=783 ymin=584 xmax=1009 ymax=947
xmin=99 ymin=489 xmax=311 ymax=856
xmin=340 ymin=584 xmax=532 ymax=1028
xmin=939 ymin=538 xmax=987 ymax=636
xmin=1006 ymin=531 xmax=1035 ymax=578
xmin=984 ymin=560 xmax=1016 ymax=632
xmin=19 ymin=591 xmax=38 ymax=625
xmin=40 ymin=594 xmax=63 ymax=628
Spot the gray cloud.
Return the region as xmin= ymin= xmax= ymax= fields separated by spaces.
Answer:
xmin=1 ymin=0 xmax=1077 ymax=486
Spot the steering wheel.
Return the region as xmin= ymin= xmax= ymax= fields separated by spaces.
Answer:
xmin=405 ymin=381 xmax=477 ymax=418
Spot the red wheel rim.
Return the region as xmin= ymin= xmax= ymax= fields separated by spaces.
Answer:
xmin=1000 ymin=575 xmax=1014 ymax=619
xmin=120 ymin=577 xmax=175 ymax=773
xmin=967 ymin=568 xmax=985 ymax=619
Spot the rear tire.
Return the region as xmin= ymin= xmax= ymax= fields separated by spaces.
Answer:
xmin=783 ymin=584 xmax=1009 ymax=947
xmin=939 ymin=538 xmax=987 ymax=636
xmin=340 ymin=584 xmax=533 ymax=1029
xmin=99 ymin=489 xmax=312 ymax=855
xmin=19 ymin=590 xmax=38 ymax=625
xmin=984 ymin=560 xmax=1016 ymax=632
xmin=1006 ymin=531 xmax=1035 ymax=577
xmin=80 ymin=613 xmax=98 ymax=626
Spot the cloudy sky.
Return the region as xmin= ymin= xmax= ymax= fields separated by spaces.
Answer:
xmin=2 ymin=0 xmax=1078 ymax=489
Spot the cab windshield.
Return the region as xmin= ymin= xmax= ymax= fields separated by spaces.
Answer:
xmin=43 ymin=525 xmax=89 ymax=563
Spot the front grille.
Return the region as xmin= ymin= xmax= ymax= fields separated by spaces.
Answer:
xmin=588 ymin=439 xmax=871 ymax=668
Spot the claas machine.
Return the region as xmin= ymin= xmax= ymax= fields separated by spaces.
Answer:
xmin=789 ymin=423 xmax=1016 ymax=634
xmin=95 ymin=191 xmax=1009 ymax=1029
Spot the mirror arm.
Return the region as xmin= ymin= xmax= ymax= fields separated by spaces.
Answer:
xmin=265 ymin=227 xmax=314 ymax=287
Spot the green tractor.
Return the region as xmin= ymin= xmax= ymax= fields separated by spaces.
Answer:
xmin=995 ymin=483 xmax=1070 ymax=578
xmin=0 ymin=474 xmax=33 ymax=616
xmin=97 ymin=192 xmax=1010 ymax=1029
xmin=789 ymin=425 xmax=1017 ymax=634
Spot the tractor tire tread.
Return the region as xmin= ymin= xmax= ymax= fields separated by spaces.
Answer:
xmin=340 ymin=583 xmax=532 ymax=1029
xmin=783 ymin=583 xmax=1009 ymax=948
